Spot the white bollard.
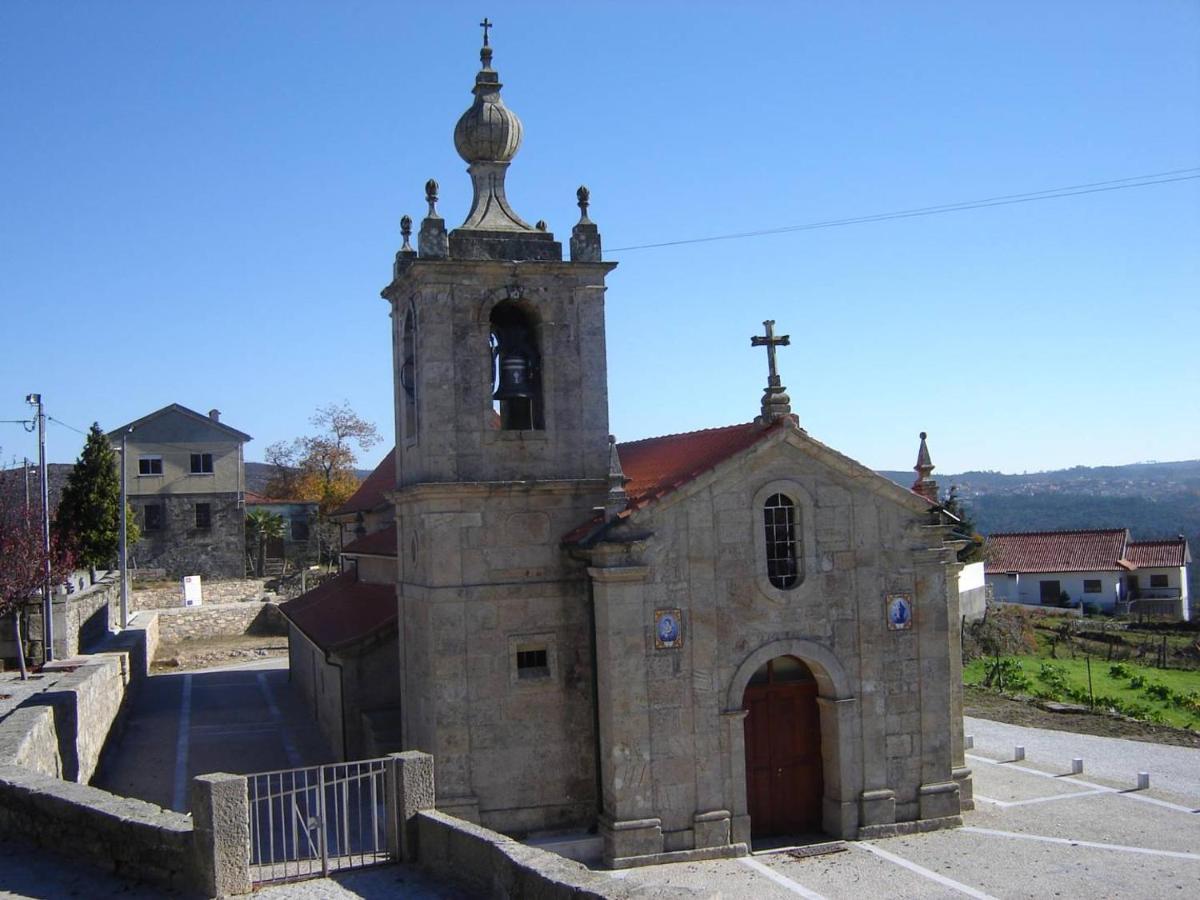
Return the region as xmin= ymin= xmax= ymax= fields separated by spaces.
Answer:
xmin=1014 ymin=745 xmax=1025 ymax=761
xmin=1137 ymin=772 xmax=1150 ymax=790
xmin=1071 ymin=758 xmax=1084 ymax=775
xmin=965 ymin=735 xmax=974 ymax=750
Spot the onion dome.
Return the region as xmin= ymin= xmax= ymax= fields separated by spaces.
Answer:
xmin=453 ymin=38 xmax=523 ymax=163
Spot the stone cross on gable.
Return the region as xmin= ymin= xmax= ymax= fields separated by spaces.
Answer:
xmin=480 ymin=17 xmax=493 ymax=46
xmin=751 ymin=320 xmax=790 ymax=388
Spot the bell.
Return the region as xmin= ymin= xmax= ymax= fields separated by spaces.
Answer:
xmin=493 ymin=350 xmax=533 ymax=401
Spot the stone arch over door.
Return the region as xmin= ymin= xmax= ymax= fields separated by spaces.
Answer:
xmin=724 ymin=639 xmax=862 ymax=842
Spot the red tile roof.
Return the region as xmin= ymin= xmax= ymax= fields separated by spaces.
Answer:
xmin=333 ymin=449 xmax=395 ymax=517
xmin=985 ymin=529 xmax=1131 ymax=573
xmin=563 ymin=421 xmax=784 ymax=544
xmin=244 ymin=490 xmax=313 ymax=506
xmin=342 ymin=524 xmax=397 ymax=557
xmin=1126 ymin=538 xmax=1190 ymax=568
xmin=279 ymin=572 xmax=396 ymax=652
xmin=619 ymin=421 xmax=783 ymax=508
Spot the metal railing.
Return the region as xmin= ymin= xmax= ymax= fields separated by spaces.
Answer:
xmin=247 ymin=758 xmax=392 ymax=885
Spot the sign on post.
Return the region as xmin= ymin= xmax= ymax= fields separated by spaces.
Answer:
xmin=182 ymin=575 xmax=203 ymax=607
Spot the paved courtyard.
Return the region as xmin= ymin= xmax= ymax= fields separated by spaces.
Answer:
xmin=93 ymin=656 xmax=332 ymax=812
xmin=6 ymin=691 xmax=1199 ymax=898
xmin=610 ymin=716 xmax=1200 ymax=898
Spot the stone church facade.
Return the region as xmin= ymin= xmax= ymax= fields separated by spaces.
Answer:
xmin=371 ymin=28 xmax=970 ymax=867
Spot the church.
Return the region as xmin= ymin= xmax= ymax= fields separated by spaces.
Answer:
xmin=283 ymin=24 xmax=972 ymax=868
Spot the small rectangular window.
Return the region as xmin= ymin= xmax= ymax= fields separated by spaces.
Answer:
xmin=290 ymin=518 xmax=309 ymax=541
xmin=1083 ymin=579 xmax=1102 ymax=594
xmin=1150 ymin=574 xmax=1169 ymax=589
xmin=195 ymin=503 xmax=211 ymax=529
xmin=144 ymin=505 xmax=164 ymax=532
xmin=138 ymin=456 xmax=163 ymax=476
xmin=516 ymin=648 xmax=549 ymax=680
xmin=190 ymin=453 xmax=214 ymax=474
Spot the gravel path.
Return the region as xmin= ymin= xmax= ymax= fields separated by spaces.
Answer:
xmin=966 ymin=714 xmax=1200 ymax=804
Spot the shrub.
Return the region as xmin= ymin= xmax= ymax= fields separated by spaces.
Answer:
xmin=1108 ymin=662 xmax=1132 ymax=679
xmin=1082 ymin=602 xmax=1102 ymax=616
xmin=1037 ymin=662 xmax=1069 ymax=694
xmin=983 ymin=657 xmax=1030 ymax=693
xmin=1144 ymin=683 xmax=1172 ymax=702
xmin=1129 ymin=674 xmax=1147 ymax=690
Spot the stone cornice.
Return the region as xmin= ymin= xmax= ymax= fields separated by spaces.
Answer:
xmin=390 ymin=478 xmax=606 ymax=504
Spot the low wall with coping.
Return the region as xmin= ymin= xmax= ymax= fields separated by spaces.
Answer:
xmin=155 ymin=601 xmax=286 ymax=643
xmin=0 ymin=613 xmax=242 ymax=895
xmin=130 ymin=577 xmax=272 ymax=613
xmin=0 ymin=763 xmax=199 ymax=890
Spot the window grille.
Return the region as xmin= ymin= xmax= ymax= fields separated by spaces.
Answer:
xmin=195 ymin=503 xmax=212 ymax=529
xmin=764 ymin=493 xmax=798 ymax=589
xmin=516 ymin=648 xmax=549 ymax=679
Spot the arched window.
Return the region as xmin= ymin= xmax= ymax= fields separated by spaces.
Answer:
xmin=489 ymin=302 xmax=543 ymax=430
xmin=764 ymin=493 xmax=798 ymax=589
xmin=401 ymin=308 xmax=417 ymax=441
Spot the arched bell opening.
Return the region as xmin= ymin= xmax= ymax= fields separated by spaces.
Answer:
xmin=742 ymin=655 xmax=825 ymax=841
xmin=489 ymin=301 xmax=544 ymax=431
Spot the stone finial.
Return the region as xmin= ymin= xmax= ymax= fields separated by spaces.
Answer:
xmin=400 ymin=215 xmax=415 ymax=254
xmin=570 ymin=184 xmax=602 ymax=262
xmin=576 ymin=185 xmax=591 ymax=223
xmin=536 ymin=220 xmax=547 ymax=231
xmin=912 ymin=431 xmax=939 ymax=502
xmin=751 ymin=320 xmax=793 ymax=425
xmin=605 ymin=434 xmax=627 ymax=519
xmin=419 ymin=179 xmax=449 ymax=259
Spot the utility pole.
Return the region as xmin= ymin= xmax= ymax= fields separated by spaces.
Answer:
xmin=26 ymin=393 xmax=53 ymax=662
xmin=23 ymin=457 xmax=30 ymax=512
xmin=118 ymin=428 xmax=132 ymax=629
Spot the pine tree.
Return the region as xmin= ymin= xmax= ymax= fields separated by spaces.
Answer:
xmin=54 ymin=423 xmax=137 ymax=572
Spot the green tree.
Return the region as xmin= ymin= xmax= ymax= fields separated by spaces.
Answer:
xmin=942 ymin=485 xmax=985 ymax=564
xmin=247 ymin=509 xmax=286 ymax=577
xmin=53 ymin=423 xmax=139 ymax=576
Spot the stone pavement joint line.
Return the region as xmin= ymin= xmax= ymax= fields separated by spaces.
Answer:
xmin=962 ymin=827 xmax=1200 ymax=861
xmin=171 ymin=673 xmax=192 ymax=812
xmin=738 ymin=856 xmax=828 ymax=899
xmin=967 ymin=752 xmax=1200 ymax=814
xmin=974 ymin=788 xmax=1109 ymax=808
xmin=859 ymin=841 xmax=1000 ymax=900
xmin=257 ymin=671 xmax=303 ymax=768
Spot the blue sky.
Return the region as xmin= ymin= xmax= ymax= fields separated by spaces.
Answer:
xmin=2 ymin=2 xmax=1197 ymax=477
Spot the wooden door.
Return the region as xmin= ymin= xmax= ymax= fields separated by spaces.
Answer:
xmin=743 ymin=657 xmax=824 ymax=837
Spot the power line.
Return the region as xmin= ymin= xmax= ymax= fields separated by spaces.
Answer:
xmin=608 ymin=167 xmax=1200 ymax=253
xmin=47 ymin=420 xmax=87 ymax=436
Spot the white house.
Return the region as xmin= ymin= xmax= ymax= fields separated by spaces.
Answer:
xmin=984 ymin=529 xmax=1190 ymax=621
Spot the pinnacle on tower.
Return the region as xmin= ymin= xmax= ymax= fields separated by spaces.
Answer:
xmin=912 ymin=431 xmax=939 ymax=502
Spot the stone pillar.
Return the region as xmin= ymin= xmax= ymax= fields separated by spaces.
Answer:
xmin=722 ymin=709 xmax=751 ymax=846
xmin=816 ymin=695 xmax=862 ymax=838
xmin=914 ymin=547 xmax=964 ymax=821
xmin=590 ymin=558 xmax=663 ymax=865
xmin=191 ymin=772 xmax=250 ymax=898
xmin=387 ymin=751 xmax=436 ymax=862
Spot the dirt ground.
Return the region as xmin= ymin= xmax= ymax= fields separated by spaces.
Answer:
xmin=151 ymin=634 xmax=289 ymax=672
xmin=964 ymin=685 xmax=1200 ymax=749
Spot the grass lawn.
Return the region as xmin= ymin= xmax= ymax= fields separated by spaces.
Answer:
xmin=964 ymin=655 xmax=1200 ymax=730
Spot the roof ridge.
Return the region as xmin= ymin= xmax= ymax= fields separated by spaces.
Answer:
xmin=989 ymin=528 xmax=1127 ymax=537
xmin=617 ymin=421 xmax=761 ymax=448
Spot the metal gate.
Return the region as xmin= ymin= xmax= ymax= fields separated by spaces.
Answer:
xmin=247 ymin=758 xmax=393 ymax=885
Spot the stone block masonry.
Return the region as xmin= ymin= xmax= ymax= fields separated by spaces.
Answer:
xmin=130 ymin=576 xmax=273 ymax=612
xmin=155 ymin=600 xmax=286 ymax=643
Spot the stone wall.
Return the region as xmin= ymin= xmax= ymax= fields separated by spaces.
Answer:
xmin=130 ymin=576 xmax=271 ymax=612
xmin=155 ymin=600 xmax=286 ymax=643
xmin=131 ymin=492 xmax=245 ymax=578
xmin=0 ymin=706 xmax=63 ymax=777
xmin=0 ymin=573 xmax=118 ymax=667
xmin=0 ymin=763 xmax=199 ymax=890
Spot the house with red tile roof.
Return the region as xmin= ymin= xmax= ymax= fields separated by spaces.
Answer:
xmin=985 ymin=529 xmax=1190 ymax=619
xmin=280 ymin=32 xmax=974 ymax=864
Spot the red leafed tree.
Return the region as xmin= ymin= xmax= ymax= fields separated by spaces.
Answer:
xmin=0 ymin=472 xmax=74 ymax=679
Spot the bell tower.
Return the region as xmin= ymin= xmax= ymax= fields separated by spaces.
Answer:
xmin=380 ymin=25 xmax=616 ymax=832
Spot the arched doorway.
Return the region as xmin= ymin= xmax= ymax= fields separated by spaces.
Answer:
xmin=743 ymin=655 xmax=824 ymax=838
